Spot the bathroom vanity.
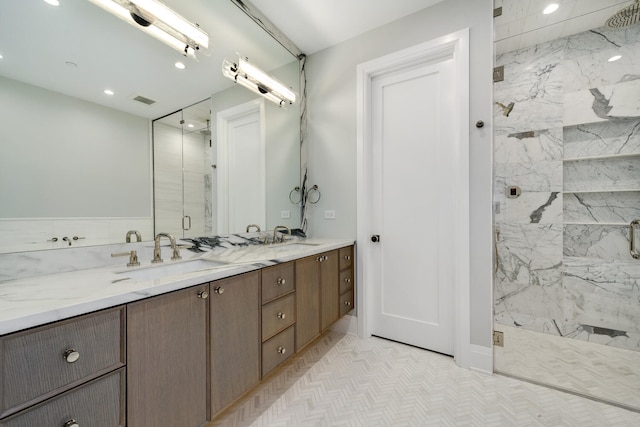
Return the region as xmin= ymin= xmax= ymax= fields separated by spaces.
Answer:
xmin=0 ymin=239 xmax=354 ymax=426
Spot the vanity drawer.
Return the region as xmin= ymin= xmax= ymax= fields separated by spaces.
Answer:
xmin=261 ymin=262 xmax=295 ymax=303
xmin=262 ymin=293 xmax=295 ymax=341
xmin=261 ymin=326 xmax=295 ymax=377
xmin=339 ymin=246 xmax=353 ymax=271
xmin=339 ymin=269 xmax=354 ymax=295
xmin=0 ymin=307 xmax=125 ymax=417
xmin=0 ymin=368 xmax=125 ymax=427
xmin=340 ymin=290 xmax=354 ymax=317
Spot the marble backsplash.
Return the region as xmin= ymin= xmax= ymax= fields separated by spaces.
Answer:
xmin=494 ymin=24 xmax=640 ymax=352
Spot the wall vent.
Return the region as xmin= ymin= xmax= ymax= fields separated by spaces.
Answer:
xmin=132 ymin=95 xmax=156 ymax=105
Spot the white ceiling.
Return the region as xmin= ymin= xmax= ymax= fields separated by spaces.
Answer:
xmin=494 ymin=0 xmax=634 ymax=54
xmin=249 ymin=0 xmax=444 ymax=54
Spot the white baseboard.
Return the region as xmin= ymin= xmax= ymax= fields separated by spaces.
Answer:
xmin=467 ymin=344 xmax=493 ymax=374
xmin=330 ymin=314 xmax=358 ymax=336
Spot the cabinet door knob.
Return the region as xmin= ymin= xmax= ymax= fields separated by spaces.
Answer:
xmin=277 ymin=277 xmax=286 ymax=285
xmin=277 ymin=312 xmax=286 ymax=320
xmin=344 ymin=278 xmax=351 ymax=284
xmin=63 ymin=349 xmax=80 ymax=363
xmin=63 ymin=420 xmax=79 ymax=427
xmin=344 ymin=255 xmax=351 ymax=260
xmin=198 ymin=290 xmax=209 ymax=299
xmin=344 ymin=301 xmax=352 ymax=307
xmin=277 ymin=346 xmax=286 ymax=354
xmin=316 ymin=256 xmax=323 ymax=262
xmin=214 ymin=287 xmax=224 ymax=294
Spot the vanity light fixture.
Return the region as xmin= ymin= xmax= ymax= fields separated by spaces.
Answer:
xmin=87 ymin=0 xmax=209 ymax=59
xmin=222 ymin=55 xmax=297 ymax=107
xmin=543 ymin=3 xmax=559 ymax=14
xmin=608 ymin=54 xmax=622 ymax=62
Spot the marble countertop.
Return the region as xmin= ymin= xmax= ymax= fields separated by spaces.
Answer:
xmin=0 ymin=238 xmax=354 ymax=336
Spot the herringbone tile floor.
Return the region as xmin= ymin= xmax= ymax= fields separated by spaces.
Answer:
xmin=209 ymin=332 xmax=640 ymax=426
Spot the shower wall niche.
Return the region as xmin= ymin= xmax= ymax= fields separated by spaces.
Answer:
xmin=493 ymin=22 xmax=640 ymax=408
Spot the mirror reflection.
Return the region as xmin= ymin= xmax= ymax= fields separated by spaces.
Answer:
xmin=0 ymin=0 xmax=301 ymax=253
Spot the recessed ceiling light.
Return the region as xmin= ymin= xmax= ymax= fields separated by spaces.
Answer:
xmin=543 ymin=3 xmax=559 ymax=14
xmin=608 ymin=55 xmax=622 ymax=62
xmin=44 ymin=0 xmax=60 ymax=6
xmin=104 ymin=89 xmax=114 ymax=95
xmin=174 ymin=61 xmax=186 ymax=70
xmin=0 ymin=53 xmax=3 ymax=59
xmin=187 ymin=123 xmax=195 ymax=128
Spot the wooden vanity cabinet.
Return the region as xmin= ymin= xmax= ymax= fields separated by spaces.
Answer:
xmin=127 ymin=284 xmax=209 ymax=427
xmin=338 ymin=246 xmax=355 ymax=316
xmin=261 ymin=263 xmax=296 ymax=377
xmin=210 ymin=272 xmax=261 ymax=418
xmin=295 ymin=249 xmax=341 ymax=351
xmin=0 ymin=307 xmax=125 ymax=422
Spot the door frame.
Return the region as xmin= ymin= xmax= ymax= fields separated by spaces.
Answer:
xmin=356 ymin=29 xmax=474 ymax=368
xmin=216 ymin=98 xmax=266 ymax=234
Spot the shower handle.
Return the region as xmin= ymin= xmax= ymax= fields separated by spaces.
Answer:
xmin=631 ymin=220 xmax=640 ymax=259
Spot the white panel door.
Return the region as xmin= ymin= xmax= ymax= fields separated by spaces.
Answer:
xmin=217 ymin=99 xmax=266 ymax=234
xmin=369 ymin=58 xmax=455 ymax=355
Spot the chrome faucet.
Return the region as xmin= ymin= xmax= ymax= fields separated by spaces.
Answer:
xmin=273 ymin=225 xmax=291 ymax=243
xmin=126 ymin=230 xmax=142 ymax=243
xmin=246 ymin=224 xmax=261 ymax=232
xmin=152 ymin=233 xmax=178 ymax=263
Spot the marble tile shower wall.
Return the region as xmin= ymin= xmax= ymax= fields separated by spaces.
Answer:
xmin=494 ymin=24 xmax=640 ymax=352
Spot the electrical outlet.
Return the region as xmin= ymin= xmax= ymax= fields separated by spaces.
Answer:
xmin=324 ymin=210 xmax=336 ymax=219
xmin=280 ymin=210 xmax=291 ymax=219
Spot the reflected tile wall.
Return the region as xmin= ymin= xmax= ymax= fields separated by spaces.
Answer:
xmin=494 ymin=24 xmax=640 ymax=352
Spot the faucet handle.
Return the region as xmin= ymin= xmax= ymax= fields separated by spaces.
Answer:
xmin=111 ymin=250 xmax=140 ymax=267
xmin=171 ymin=244 xmax=193 ymax=261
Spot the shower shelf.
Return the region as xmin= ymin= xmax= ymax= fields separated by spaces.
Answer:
xmin=563 ymin=152 xmax=640 ymax=162
xmin=563 ymin=189 xmax=640 ymax=194
xmin=564 ymin=222 xmax=630 ymax=226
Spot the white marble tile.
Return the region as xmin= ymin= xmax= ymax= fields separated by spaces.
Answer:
xmin=494 ymin=160 xmax=563 ymax=192
xmin=564 ymin=257 xmax=640 ymax=334
xmin=564 ymin=118 xmax=640 ymax=159
xmin=563 ymin=191 xmax=640 ymax=223
xmin=563 ymin=156 xmax=640 ymax=192
xmin=561 ymin=42 xmax=640 ymax=94
xmin=494 ymin=127 xmax=563 ymax=164
xmin=563 ymin=224 xmax=632 ymax=261
xmin=495 ymin=223 xmax=563 ymax=320
xmin=564 ymin=79 xmax=640 ymax=127
xmin=501 ymin=192 xmax=563 ymax=224
xmin=564 ymin=25 xmax=640 ymax=61
xmin=494 ymin=39 xmax=565 ymax=134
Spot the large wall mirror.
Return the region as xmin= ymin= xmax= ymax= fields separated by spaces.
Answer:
xmin=0 ymin=0 xmax=301 ymax=253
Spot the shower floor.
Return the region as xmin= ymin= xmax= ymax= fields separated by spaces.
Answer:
xmin=494 ymin=325 xmax=640 ymax=411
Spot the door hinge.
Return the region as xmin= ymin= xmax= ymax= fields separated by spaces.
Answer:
xmin=493 ymin=66 xmax=505 ymax=83
xmin=493 ymin=331 xmax=504 ymax=347
xmin=494 ymin=7 xmax=503 ymax=17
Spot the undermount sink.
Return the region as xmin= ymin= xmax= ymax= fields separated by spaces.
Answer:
xmin=116 ymin=258 xmax=227 ymax=282
xmin=278 ymin=242 xmax=320 ymax=250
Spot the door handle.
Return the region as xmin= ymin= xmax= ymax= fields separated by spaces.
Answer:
xmin=371 ymin=235 xmax=380 ymax=243
xmin=631 ymin=219 xmax=640 ymax=259
xmin=183 ymin=215 xmax=192 ymax=231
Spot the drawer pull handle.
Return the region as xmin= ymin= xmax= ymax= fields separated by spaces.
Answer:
xmin=277 ymin=277 xmax=286 ymax=285
xmin=214 ymin=287 xmax=224 ymax=294
xmin=277 ymin=346 xmax=286 ymax=354
xmin=63 ymin=420 xmax=79 ymax=427
xmin=198 ymin=290 xmax=209 ymax=299
xmin=277 ymin=312 xmax=286 ymax=320
xmin=64 ymin=349 xmax=80 ymax=363
xmin=344 ymin=301 xmax=352 ymax=307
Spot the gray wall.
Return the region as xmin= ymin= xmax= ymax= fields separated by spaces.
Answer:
xmin=0 ymin=76 xmax=151 ymax=218
xmin=304 ymin=0 xmax=494 ymax=347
